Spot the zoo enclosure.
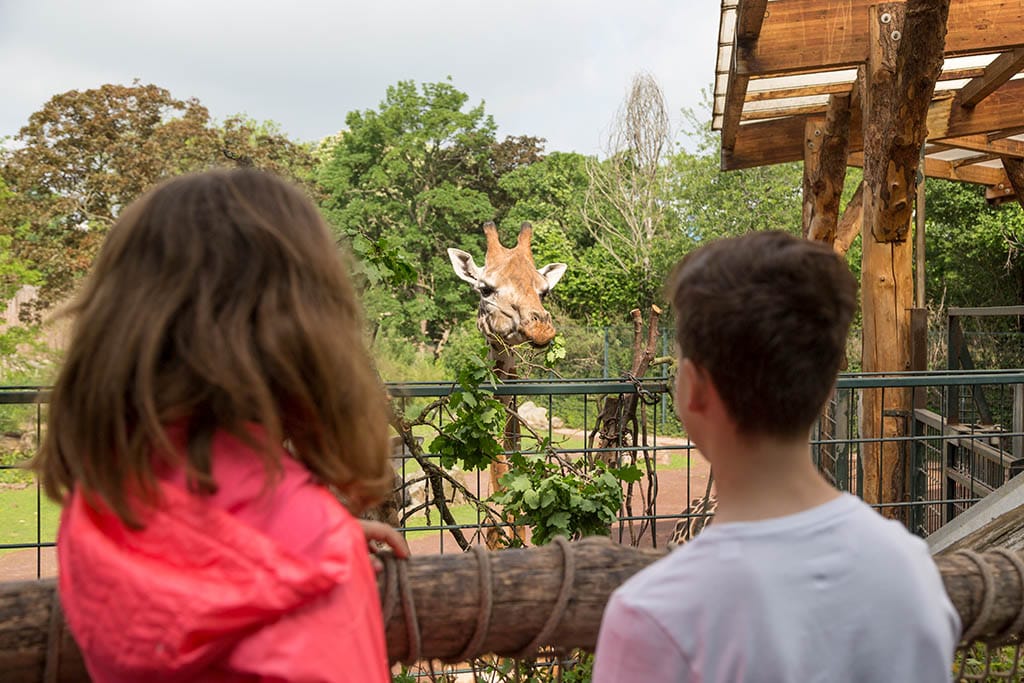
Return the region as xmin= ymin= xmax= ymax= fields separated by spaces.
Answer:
xmin=4 ymin=370 xmax=1024 ymax=577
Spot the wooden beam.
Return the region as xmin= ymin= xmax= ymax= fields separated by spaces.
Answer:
xmin=13 ymin=542 xmax=1024 ymax=677
xmin=957 ymin=48 xmax=1024 ymax=108
xmin=721 ymin=0 xmax=769 ymax=151
xmin=802 ymin=95 xmax=852 ymax=243
xmin=725 ymin=79 xmax=1024 ymax=171
xmin=931 ymin=134 xmax=1024 ymax=159
xmin=990 ymin=125 xmax=1024 ymax=141
xmin=802 ymin=117 xmax=823 ymax=237
xmin=986 ymin=183 xmax=1018 ymax=203
xmin=743 ymin=66 xmax=988 ymax=105
xmin=834 ymin=180 xmax=864 ymax=257
xmin=849 ymin=151 xmax=1011 ymax=186
xmin=747 ymin=81 xmax=852 ymax=103
xmin=929 ymin=80 xmax=1024 ymax=140
xmin=743 ymin=102 xmax=830 ymax=121
xmin=951 ymin=153 xmax=1002 ymax=168
xmin=862 ymin=1 xmax=948 ymax=242
xmin=1004 ymin=156 xmax=1024 ymax=208
xmin=735 ymin=0 xmax=768 ymax=42
xmin=740 ymin=0 xmax=1024 ymax=77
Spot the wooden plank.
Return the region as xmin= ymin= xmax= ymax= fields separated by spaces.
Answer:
xmin=721 ymin=0 xmax=769 ymax=150
xmin=726 ymin=80 xmax=1024 ymax=171
xmin=741 ymin=0 xmax=1024 ymax=77
xmin=957 ymin=47 xmax=1024 ymax=108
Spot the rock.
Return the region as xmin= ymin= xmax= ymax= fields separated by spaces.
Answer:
xmin=518 ymin=400 xmax=557 ymax=430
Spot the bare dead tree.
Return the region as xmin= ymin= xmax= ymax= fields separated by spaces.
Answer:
xmin=583 ymin=73 xmax=671 ymax=305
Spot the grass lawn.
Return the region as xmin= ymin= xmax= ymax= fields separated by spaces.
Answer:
xmin=0 ymin=484 xmax=60 ymax=554
xmin=400 ymin=502 xmax=481 ymax=540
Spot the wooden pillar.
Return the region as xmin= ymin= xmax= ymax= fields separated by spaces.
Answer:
xmin=802 ymin=95 xmax=853 ymax=244
xmin=859 ymin=1 xmax=950 ymax=517
xmin=834 ymin=181 xmax=864 ymax=257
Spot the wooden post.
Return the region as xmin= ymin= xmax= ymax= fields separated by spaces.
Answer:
xmin=834 ymin=181 xmax=864 ymax=257
xmin=916 ymin=146 xmax=927 ymax=308
xmin=802 ymin=96 xmax=852 ymax=243
xmin=859 ymin=1 xmax=950 ymax=517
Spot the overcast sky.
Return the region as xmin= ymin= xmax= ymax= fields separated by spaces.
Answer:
xmin=0 ymin=1 xmax=719 ymax=156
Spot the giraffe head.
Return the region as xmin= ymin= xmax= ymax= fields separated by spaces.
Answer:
xmin=448 ymin=222 xmax=567 ymax=349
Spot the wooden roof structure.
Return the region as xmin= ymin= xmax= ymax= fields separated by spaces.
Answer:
xmin=711 ymin=0 xmax=1024 ymax=514
xmin=714 ymin=0 xmax=1024 ymax=204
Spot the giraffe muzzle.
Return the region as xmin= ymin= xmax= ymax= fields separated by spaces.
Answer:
xmin=523 ymin=320 xmax=556 ymax=348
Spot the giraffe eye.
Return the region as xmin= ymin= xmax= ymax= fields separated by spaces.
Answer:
xmin=479 ymin=285 xmax=496 ymax=297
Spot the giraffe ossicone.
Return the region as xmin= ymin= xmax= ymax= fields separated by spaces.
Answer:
xmin=447 ymin=222 xmax=567 ymax=353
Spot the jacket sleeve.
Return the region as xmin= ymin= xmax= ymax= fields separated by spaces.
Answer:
xmin=225 ymin=518 xmax=391 ymax=683
xmin=226 ymin=572 xmax=390 ymax=683
xmin=592 ymin=594 xmax=691 ymax=683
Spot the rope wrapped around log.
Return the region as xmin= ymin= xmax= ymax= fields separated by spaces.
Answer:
xmin=5 ymin=537 xmax=1024 ymax=681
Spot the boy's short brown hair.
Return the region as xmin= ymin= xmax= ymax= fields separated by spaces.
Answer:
xmin=670 ymin=230 xmax=857 ymax=438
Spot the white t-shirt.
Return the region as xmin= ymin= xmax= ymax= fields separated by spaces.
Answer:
xmin=593 ymin=493 xmax=960 ymax=682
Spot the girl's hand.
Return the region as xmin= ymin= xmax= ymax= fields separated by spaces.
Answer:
xmin=359 ymin=520 xmax=410 ymax=572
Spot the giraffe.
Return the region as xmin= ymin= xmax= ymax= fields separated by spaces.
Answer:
xmin=448 ymin=221 xmax=567 ymax=545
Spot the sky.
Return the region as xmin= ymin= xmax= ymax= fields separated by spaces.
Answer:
xmin=0 ymin=0 xmax=720 ymax=156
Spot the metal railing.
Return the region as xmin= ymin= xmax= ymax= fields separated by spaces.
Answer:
xmin=4 ymin=371 xmax=1024 ymax=580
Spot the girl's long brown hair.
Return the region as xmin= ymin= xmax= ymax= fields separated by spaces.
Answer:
xmin=33 ymin=169 xmax=392 ymax=526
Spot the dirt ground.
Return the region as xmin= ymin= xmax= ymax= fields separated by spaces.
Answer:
xmin=0 ymin=432 xmax=711 ymax=581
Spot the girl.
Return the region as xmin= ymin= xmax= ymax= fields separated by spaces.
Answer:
xmin=33 ymin=169 xmax=408 ymax=682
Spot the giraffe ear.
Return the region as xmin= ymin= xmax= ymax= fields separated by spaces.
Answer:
xmin=538 ymin=263 xmax=567 ymax=289
xmin=448 ymin=248 xmax=483 ymax=286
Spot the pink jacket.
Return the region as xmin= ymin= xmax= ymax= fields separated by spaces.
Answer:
xmin=57 ymin=429 xmax=390 ymax=683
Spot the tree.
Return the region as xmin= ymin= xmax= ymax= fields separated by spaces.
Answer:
xmin=318 ymin=79 xmax=502 ymax=346
xmin=583 ymin=74 xmax=672 ymax=309
xmin=666 ymin=100 xmax=804 ymax=243
xmin=1 ymin=82 xmax=315 ymax=305
xmin=925 ymin=179 xmax=1024 ymax=308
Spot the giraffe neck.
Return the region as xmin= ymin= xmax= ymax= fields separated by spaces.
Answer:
xmin=490 ymin=344 xmax=518 ymax=381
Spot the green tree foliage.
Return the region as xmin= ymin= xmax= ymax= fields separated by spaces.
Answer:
xmin=318 ymin=79 xmax=543 ymax=346
xmin=666 ymin=103 xmax=804 ymax=243
xmin=1 ymin=82 xmax=315 ymax=306
xmin=925 ymin=179 xmax=1024 ymax=308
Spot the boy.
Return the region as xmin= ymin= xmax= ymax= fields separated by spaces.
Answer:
xmin=592 ymin=231 xmax=960 ymax=682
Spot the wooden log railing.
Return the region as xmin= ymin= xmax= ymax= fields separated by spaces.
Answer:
xmin=4 ymin=537 xmax=1024 ymax=681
